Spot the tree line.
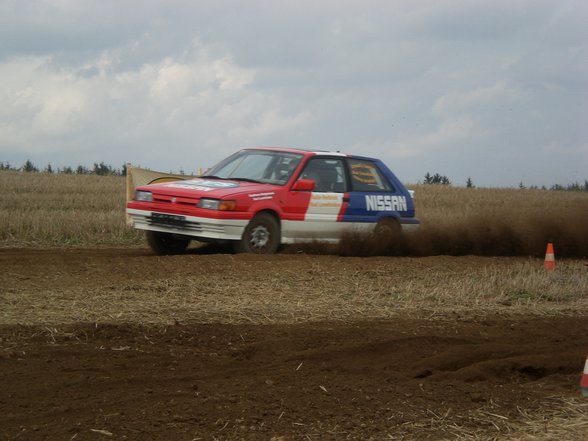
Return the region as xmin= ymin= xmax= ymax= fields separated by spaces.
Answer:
xmin=0 ymin=160 xmax=127 ymax=176
xmin=1 ymin=160 xmax=586 ymax=192
xmin=421 ymin=171 xmax=588 ymax=192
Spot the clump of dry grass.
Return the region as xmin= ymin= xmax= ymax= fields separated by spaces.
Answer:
xmin=443 ymin=397 xmax=588 ymax=441
xmin=505 ymin=397 xmax=588 ymax=441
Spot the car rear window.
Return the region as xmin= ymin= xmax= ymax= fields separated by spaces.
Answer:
xmin=348 ymin=159 xmax=394 ymax=192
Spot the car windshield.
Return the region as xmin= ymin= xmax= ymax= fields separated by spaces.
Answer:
xmin=203 ymin=150 xmax=303 ymax=185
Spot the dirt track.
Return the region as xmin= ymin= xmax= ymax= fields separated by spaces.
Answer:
xmin=1 ymin=248 xmax=587 ymax=440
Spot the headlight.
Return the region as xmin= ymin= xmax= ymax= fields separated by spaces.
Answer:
xmin=134 ymin=190 xmax=152 ymax=202
xmin=197 ymin=198 xmax=219 ymax=210
xmin=197 ymin=198 xmax=237 ymax=211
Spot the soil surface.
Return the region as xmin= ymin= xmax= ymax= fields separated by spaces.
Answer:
xmin=1 ymin=248 xmax=587 ymax=441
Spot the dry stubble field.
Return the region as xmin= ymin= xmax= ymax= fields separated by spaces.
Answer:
xmin=1 ymin=171 xmax=588 ymax=440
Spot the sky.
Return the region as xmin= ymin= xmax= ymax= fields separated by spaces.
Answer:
xmin=1 ymin=0 xmax=587 ymax=187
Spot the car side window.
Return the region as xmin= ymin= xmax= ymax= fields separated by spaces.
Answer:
xmin=348 ymin=159 xmax=394 ymax=192
xmin=299 ymin=158 xmax=348 ymax=193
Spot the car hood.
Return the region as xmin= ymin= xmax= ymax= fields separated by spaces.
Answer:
xmin=141 ymin=178 xmax=278 ymax=199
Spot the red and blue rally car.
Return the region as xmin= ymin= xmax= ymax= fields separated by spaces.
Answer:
xmin=126 ymin=147 xmax=419 ymax=254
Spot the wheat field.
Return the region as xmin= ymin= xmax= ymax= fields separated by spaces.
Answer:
xmin=0 ymin=171 xmax=141 ymax=246
xmin=1 ymin=170 xmax=587 ymax=255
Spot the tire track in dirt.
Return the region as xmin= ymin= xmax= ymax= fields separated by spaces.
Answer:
xmin=1 ymin=319 xmax=587 ymax=440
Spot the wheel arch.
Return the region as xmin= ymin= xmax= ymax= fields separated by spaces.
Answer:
xmin=374 ymin=213 xmax=401 ymax=224
xmin=251 ymin=208 xmax=281 ymax=227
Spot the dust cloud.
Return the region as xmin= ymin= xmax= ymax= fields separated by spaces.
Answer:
xmin=290 ymin=209 xmax=588 ymax=258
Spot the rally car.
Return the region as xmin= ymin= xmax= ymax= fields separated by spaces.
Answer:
xmin=126 ymin=147 xmax=419 ymax=254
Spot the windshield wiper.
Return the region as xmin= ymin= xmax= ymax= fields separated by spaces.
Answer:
xmin=200 ymin=175 xmax=262 ymax=184
xmin=199 ymin=175 xmax=226 ymax=180
xmin=230 ymin=177 xmax=262 ymax=184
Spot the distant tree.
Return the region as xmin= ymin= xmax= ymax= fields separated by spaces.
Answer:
xmin=93 ymin=161 xmax=113 ymax=176
xmin=423 ymin=172 xmax=451 ymax=185
xmin=0 ymin=161 xmax=14 ymax=171
xmin=22 ymin=159 xmax=39 ymax=172
xmin=61 ymin=166 xmax=73 ymax=174
xmin=44 ymin=163 xmax=54 ymax=173
xmin=121 ymin=163 xmax=127 ymax=176
xmin=76 ymin=165 xmax=89 ymax=174
xmin=519 ymin=181 xmax=526 ymax=189
xmin=554 ymin=180 xmax=588 ymax=192
xmin=466 ymin=177 xmax=475 ymax=188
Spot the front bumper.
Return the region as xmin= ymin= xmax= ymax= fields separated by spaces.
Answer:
xmin=126 ymin=208 xmax=248 ymax=241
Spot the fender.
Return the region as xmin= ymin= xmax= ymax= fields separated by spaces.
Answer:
xmin=246 ymin=199 xmax=284 ymax=221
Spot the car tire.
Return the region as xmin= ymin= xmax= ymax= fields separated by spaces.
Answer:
xmin=146 ymin=231 xmax=191 ymax=255
xmin=374 ymin=217 xmax=402 ymax=241
xmin=235 ymin=213 xmax=280 ymax=254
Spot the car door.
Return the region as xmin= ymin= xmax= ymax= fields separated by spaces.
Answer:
xmin=342 ymin=158 xmax=403 ymax=226
xmin=291 ymin=157 xmax=349 ymax=241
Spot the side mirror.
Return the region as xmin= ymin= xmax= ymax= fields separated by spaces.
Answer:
xmin=291 ymin=179 xmax=315 ymax=191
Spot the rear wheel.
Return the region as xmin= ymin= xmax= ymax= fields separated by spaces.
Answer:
xmin=374 ymin=218 xmax=402 ymax=241
xmin=235 ymin=213 xmax=280 ymax=254
xmin=146 ymin=231 xmax=191 ymax=255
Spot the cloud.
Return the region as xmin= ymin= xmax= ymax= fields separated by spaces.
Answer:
xmin=228 ymin=109 xmax=312 ymax=140
xmin=371 ymin=116 xmax=478 ymax=160
xmin=0 ymin=37 xmax=313 ymax=166
xmin=1 ymin=56 xmax=89 ymax=148
xmin=432 ymin=82 xmax=520 ymax=115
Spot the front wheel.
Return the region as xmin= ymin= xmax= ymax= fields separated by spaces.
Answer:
xmin=235 ymin=213 xmax=280 ymax=254
xmin=146 ymin=231 xmax=191 ymax=255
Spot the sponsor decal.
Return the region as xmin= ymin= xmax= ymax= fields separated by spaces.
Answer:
xmin=365 ymin=195 xmax=407 ymax=212
xmin=304 ymin=193 xmax=344 ymax=222
xmin=185 ymin=179 xmax=239 ymax=188
xmin=309 ymin=193 xmax=341 ymax=208
xmin=165 ymin=179 xmax=240 ymax=192
xmin=248 ymin=192 xmax=275 ymax=201
xmin=351 ymin=163 xmax=378 ymax=184
xmin=166 ymin=183 xmax=216 ymax=192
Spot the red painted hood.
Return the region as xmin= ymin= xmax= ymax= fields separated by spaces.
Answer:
xmin=138 ymin=178 xmax=279 ymax=199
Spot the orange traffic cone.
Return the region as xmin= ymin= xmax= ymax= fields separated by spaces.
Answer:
xmin=544 ymin=243 xmax=555 ymax=270
xmin=581 ymin=354 xmax=588 ymax=398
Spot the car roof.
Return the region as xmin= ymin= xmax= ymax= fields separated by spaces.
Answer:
xmin=243 ymin=146 xmax=349 ymax=157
